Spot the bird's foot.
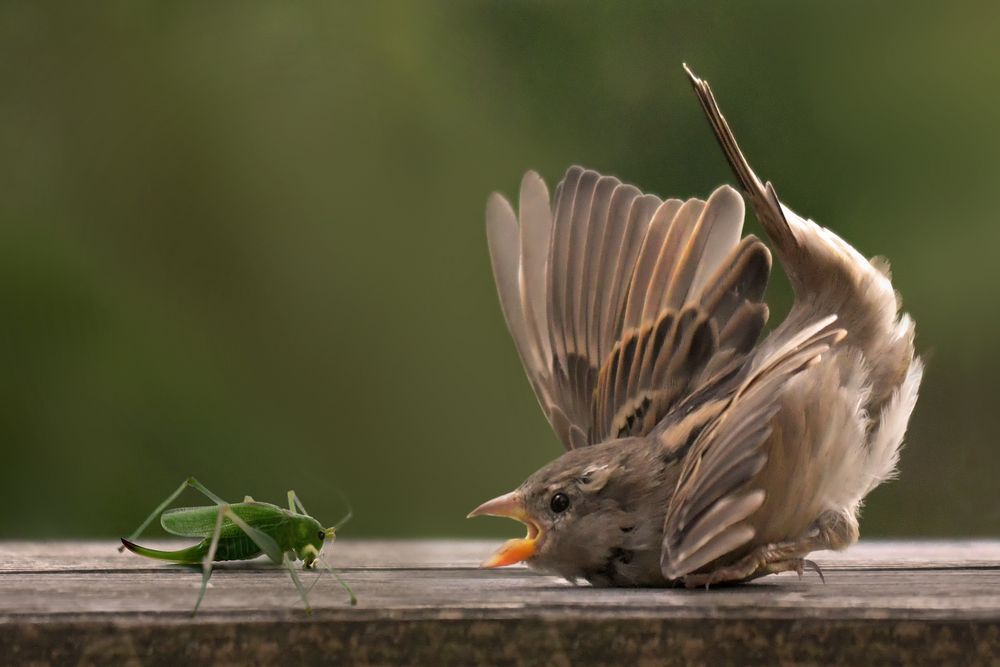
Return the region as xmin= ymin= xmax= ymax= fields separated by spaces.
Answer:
xmin=678 ymin=511 xmax=855 ymax=588
xmin=680 ymin=546 xmax=823 ymax=588
xmin=681 ymin=552 xmax=764 ymax=588
xmin=760 ymin=557 xmax=825 ymax=583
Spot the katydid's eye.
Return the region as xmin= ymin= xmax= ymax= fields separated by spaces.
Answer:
xmin=317 ymin=531 xmax=325 ymax=540
xmin=550 ymin=492 xmax=570 ymax=514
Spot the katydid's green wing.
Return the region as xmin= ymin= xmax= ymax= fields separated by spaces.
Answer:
xmin=160 ymin=502 xmax=288 ymax=538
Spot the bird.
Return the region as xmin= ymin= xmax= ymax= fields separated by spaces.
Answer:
xmin=467 ymin=65 xmax=923 ymax=588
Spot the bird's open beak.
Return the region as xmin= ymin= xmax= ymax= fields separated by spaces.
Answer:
xmin=467 ymin=490 xmax=541 ymax=568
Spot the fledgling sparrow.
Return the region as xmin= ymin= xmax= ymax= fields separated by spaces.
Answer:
xmin=468 ymin=65 xmax=922 ymax=587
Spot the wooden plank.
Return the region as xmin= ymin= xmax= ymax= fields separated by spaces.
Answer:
xmin=1 ymin=540 xmax=998 ymax=666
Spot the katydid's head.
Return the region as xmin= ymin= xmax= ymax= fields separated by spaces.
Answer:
xmin=303 ymin=527 xmax=338 ymax=566
xmin=293 ymin=514 xmax=328 ymax=567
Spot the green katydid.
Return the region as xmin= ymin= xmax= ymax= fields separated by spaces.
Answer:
xmin=119 ymin=477 xmax=356 ymax=615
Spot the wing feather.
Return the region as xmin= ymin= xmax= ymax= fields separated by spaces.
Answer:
xmin=668 ymin=490 xmax=766 ymax=571
xmin=548 ymin=167 xmax=583 ymax=384
xmin=572 ymin=176 xmax=620 ymax=405
xmin=486 ymin=193 xmax=536 ymax=372
xmin=517 ymin=172 xmax=554 ymax=369
xmin=685 ymin=187 xmax=746 ymax=302
xmin=601 ymin=195 xmax=664 ymax=357
xmin=623 ymin=202 xmax=680 ymax=331
xmin=655 ymin=198 xmax=707 ymax=314
xmin=486 ymin=168 xmax=770 ymax=449
xmin=660 ymin=316 xmax=845 ymax=579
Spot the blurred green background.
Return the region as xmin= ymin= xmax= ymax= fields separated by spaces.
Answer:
xmin=2 ymin=1 xmax=998 ymax=540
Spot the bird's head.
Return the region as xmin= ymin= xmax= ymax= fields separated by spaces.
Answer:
xmin=468 ymin=442 xmax=649 ymax=579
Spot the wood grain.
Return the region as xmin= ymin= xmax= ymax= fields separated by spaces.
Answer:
xmin=1 ymin=540 xmax=998 ymax=666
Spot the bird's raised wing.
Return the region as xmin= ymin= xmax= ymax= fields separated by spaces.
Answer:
xmin=487 ymin=168 xmax=771 ymax=450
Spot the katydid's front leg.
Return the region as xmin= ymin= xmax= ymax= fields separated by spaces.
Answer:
xmin=288 ymin=490 xmax=308 ymax=515
xmin=222 ymin=507 xmax=315 ymax=613
xmin=283 ymin=554 xmax=312 ymax=613
xmin=287 ymin=490 xmax=343 ymax=606
xmin=119 ymin=477 xmax=227 ymax=552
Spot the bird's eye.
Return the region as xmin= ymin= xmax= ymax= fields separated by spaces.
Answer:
xmin=317 ymin=531 xmax=325 ymax=540
xmin=550 ymin=492 xmax=570 ymax=514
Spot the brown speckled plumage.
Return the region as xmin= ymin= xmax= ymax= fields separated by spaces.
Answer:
xmin=471 ymin=66 xmax=922 ymax=588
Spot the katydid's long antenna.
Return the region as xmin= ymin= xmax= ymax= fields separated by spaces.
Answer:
xmin=306 ymin=558 xmax=358 ymax=606
xmin=332 ymin=488 xmax=354 ymax=532
xmin=325 ymin=561 xmax=358 ymax=606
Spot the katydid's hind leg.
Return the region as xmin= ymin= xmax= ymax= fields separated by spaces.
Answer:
xmin=191 ymin=505 xmax=291 ymax=615
xmin=221 ymin=508 xmax=284 ymax=564
xmin=681 ymin=509 xmax=859 ymax=588
xmin=186 ymin=478 xmax=227 ymax=505
xmin=120 ymin=477 xmax=228 ymax=552
xmin=191 ymin=506 xmax=290 ymax=615
xmin=193 ymin=503 xmax=229 ymax=616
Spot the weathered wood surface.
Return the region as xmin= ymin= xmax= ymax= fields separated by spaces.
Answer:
xmin=1 ymin=540 xmax=998 ymax=666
